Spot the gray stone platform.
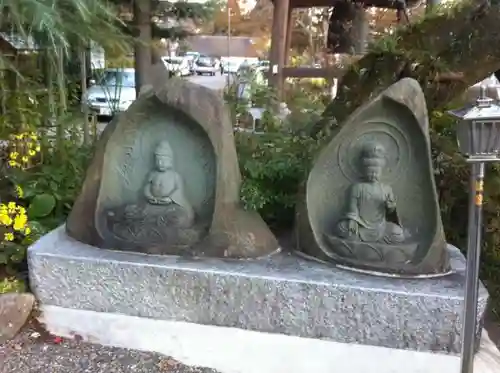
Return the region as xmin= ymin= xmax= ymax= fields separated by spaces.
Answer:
xmin=28 ymin=226 xmax=489 ymax=354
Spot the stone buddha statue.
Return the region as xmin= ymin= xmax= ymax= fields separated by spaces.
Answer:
xmin=141 ymin=140 xmax=194 ymax=227
xmin=325 ymin=140 xmax=416 ymax=263
xmin=105 ymin=139 xmax=199 ymax=249
xmin=336 ymin=141 xmax=405 ymax=244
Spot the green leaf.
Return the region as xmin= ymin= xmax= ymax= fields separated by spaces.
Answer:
xmin=28 ymin=194 xmax=56 ymax=219
xmin=27 ymin=220 xmax=49 ymax=235
xmin=0 ymin=253 xmax=8 ymax=264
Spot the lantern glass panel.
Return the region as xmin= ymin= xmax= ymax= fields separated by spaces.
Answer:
xmin=456 ymin=119 xmax=500 ymax=156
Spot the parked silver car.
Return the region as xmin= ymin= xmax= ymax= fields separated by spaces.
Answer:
xmin=81 ymin=68 xmax=136 ymax=116
xmin=194 ymin=56 xmax=218 ymax=76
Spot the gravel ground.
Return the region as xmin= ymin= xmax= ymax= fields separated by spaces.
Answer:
xmin=0 ymin=320 xmax=219 ymax=373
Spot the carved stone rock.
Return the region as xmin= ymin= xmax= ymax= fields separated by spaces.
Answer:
xmin=296 ymin=78 xmax=450 ymax=276
xmin=66 ymin=66 xmax=279 ymax=258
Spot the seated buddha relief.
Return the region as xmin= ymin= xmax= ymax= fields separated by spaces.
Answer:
xmin=335 ymin=141 xmax=405 ymax=245
xmin=66 ymin=76 xmax=280 ymax=259
xmin=105 ymin=139 xmax=203 ymax=251
xmin=325 ymin=140 xmax=417 ymax=264
xmin=296 ymin=78 xmax=450 ymax=276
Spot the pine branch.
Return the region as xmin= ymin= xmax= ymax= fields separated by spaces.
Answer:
xmin=311 ymin=0 xmax=500 ymax=137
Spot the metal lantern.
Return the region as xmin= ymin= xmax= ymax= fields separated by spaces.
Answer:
xmin=448 ymin=86 xmax=500 ymax=161
xmin=447 ymin=85 xmax=500 ymax=373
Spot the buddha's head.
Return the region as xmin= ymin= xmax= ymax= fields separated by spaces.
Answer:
xmin=360 ymin=141 xmax=386 ymax=182
xmin=154 ymin=140 xmax=174 ymax=171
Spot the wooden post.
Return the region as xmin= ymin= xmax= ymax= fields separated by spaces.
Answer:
xmin=268 ymin=0 xmax=290 ymax=100
xmin=56 ymin=48 xmax=67 ymax=154
xmin=268 ymin=1 xmax=281 ymax=85
xmin=352 ymin=6 xmax=368 ymax=55
xmin=80 ymin=45 xmax=90 ymax=145
xmin=133 ymin=0 xmax=153 ymax=97
xmin=285 ymin=7 xmax=294 ymax=66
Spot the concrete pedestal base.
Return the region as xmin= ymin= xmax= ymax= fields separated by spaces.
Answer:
xmin=29 ymin=227 xmax=488 ymax=355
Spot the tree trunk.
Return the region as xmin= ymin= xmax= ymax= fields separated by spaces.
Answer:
xmin=151 ymin=41 xmax=163 ymax=65
xmin=312 ymin=0 xmax=500 ymax=137
xmin=133 ymin=0 xmax=152 ymax=96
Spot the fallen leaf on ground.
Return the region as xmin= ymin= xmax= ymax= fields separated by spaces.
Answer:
xmin=159 ymin=358 xmax=180 ymax=371
xmin=52 ymin=336 xmax=63 ymax=344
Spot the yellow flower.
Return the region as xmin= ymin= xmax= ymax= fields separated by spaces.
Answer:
xmin=30 ymin=133 xmax=37 ymax=140
xmin=28 ymin=149 xmax=36 ymax=156
xmin=0 ymin=214 xmax=12 ymax=226
xmin=35 ymin=145 xmax=41 ymax=152
xmin=7 ymin=202 xmax=16 ymax=214
xmin=15 ymin=185 xmax=24 ymax=198
xmin=24 ymin=227 xmax=31 ymax=235
xmin=3 ymin=232 xmax=14 ymax=242
xmin=13 ymin=213 xmax=27 ymax=231
xmin=14 ymin=134 xmax=22 ymax=140
xmin=8 ymin=160 xmax=18 ymax=167
xmin=21 ymin=156 xmax=29 ymax=163
xmin=9 ymin=152 xmax=18 ymax=159
xmin=16 ymin=206 xmax=26 ymax=215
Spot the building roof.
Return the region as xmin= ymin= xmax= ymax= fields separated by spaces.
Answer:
xmin=185 ymin=35 xmax=259 ymax=58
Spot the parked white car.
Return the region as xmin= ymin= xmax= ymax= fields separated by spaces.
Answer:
xmin=162 ymin=56 xmax=191 ymax=77
xmin=194 ymin=56 xmax=218 ymax=76
xmin=182 ymin=52 xmax=200 ymax=73
xmin=82 ymin=68 xmax=136 ymax=117
xmin=222 ymin=60 xmax=241 ymax=74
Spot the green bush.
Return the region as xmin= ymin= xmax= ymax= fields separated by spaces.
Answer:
xmin=236 ymin=131 xmax=320 ymax=230
xmin=231 ymin=80 xmax=328 ymax=230
xmin=7 ymin=136 xmax=94 ymax=234
xmin=0 ymin=73 xmax=95 ymax=270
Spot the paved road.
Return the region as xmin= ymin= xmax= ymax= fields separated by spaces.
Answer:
xmin=187 ymin=73 xmax=233 ymax=91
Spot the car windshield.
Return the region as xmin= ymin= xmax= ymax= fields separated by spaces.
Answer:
xmin=99 ymin=70 xmax=135 ymax=87
xmin=197 ymin=57 xmax=212 ymax=66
